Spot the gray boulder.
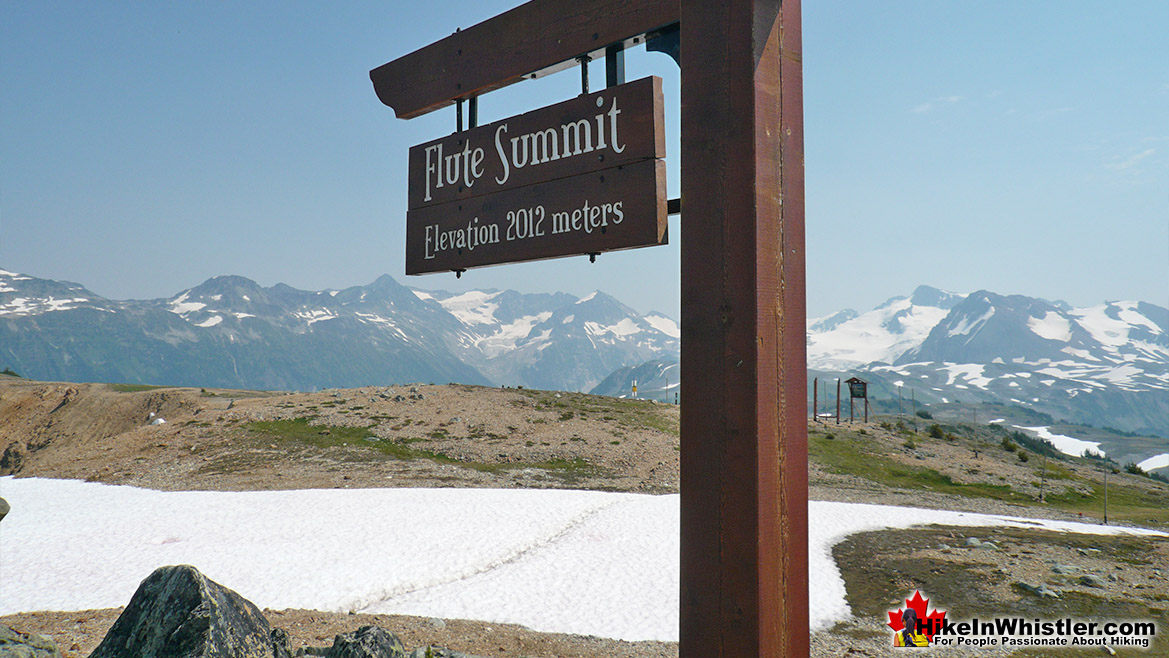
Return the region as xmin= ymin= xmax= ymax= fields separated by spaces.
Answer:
xmin=89 ymin=565 xmax=277 ymax=658
xmin=324 ymin=626 xmax=407 ymax=658
xmin=0 ymin=624 xmax=62 ymax=658
xmin=1079 ymin=574 xmax=1108 ymax=588
xmin=0 ymin=496 xmax=9 ymax=522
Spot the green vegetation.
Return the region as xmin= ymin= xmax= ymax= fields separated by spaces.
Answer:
xmin=809 ymin=423 xmax=1169 ymax=527
xmin=516 ymin=389 xmax=679 ymax=436
xmin=809 ymin=428 xmax=1029 ymax=504
xmin=0 ymin=367 xmax=21 ymax=378
xmin=243 ymin=417 xmax=603 ymax=483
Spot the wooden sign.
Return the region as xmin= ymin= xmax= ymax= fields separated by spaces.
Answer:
xmin=405 ymin=76 xmax=666 ymax=274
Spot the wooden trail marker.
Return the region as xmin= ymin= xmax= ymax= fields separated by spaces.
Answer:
xmin=371 ymin=1 xmax=807 ymax=655
xmin=405 ymin=77 xmax=667 ymax=274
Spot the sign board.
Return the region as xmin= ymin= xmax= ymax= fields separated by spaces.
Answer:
xmin=847 ymin=377 xmax=868 ymax=399
xmin=405 ymin=76 xmax=666 ymax=274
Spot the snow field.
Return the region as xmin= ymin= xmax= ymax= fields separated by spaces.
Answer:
xmin=0 ymin=477 xmax=1163 ymax=642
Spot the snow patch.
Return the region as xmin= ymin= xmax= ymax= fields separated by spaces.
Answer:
xmin=947 ymin=307 xmax=995 ymax=337
xmin=644 ymin=314 xmax=680 ymax=339
xmin=439 ymin=291 xmax=501 ymax=325
xmin=195 ymin=315 xmax=223 ymax=328
xmin=1136 ymin=454 xmax=1169 ymax=472
xmin=1017 ymin=426 xmax=1105 ymax=458
xmin=1027 ymin=312 xmax=1072 ymax=342
xmin=168 ymin=292 xmax=206 ymax=315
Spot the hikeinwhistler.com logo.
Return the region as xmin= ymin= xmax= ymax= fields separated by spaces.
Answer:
xmin=888 ymin=590 xmax=1159 ymax=650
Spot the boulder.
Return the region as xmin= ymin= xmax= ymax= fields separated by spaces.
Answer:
xmin=89 ymin=565 xmax=277 ymax=658
xmin=0 ymin=496 xmax=9 ymax=522
xmin=324 ymin=626 xmax=407 ymax=658
xmin=0 ymin=624 xmax=63 ymax=658
xmin=1016 ymin=582 xmax=1060 ymax=599
xmin=1079 ymin=574 xmax=1108 ymax=588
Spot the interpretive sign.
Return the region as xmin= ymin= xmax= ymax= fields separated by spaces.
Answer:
xmin=405 ymin=76 xmax=666 ymax=274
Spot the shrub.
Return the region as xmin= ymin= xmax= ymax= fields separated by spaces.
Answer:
xmin=1124 ymin=462 xmax=1146 ymax=476
xmin=916 ymin=409 xmax=933 ymax=420
xmin=1017 ymin=451 xmax=1029 ymax=463
xmin=1001 ymin=436 xmax=1017 ymax=452
xmin=903 ymin=439 xmax=917 ymax=450
xmin=928 ymin=424 xmax=944 ymax=439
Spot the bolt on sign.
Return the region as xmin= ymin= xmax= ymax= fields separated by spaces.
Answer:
xmin=405 ymin=76 xmax=666 ymax=275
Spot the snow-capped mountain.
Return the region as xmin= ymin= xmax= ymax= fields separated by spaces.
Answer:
xmin=592 ymin=285 xmax=1167 ymax=437
xmin=803 ymin=286 xmax=1168 ymax=437
xmin=416 ymin=288 xmax=679 ymax=391
xmin=0 ymin=268 xmax=678 ymax=393
xmin=806 ymin=286 xmax=965 ymax=369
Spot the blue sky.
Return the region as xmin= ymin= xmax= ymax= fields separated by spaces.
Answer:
xmin=2 ymin=1 xmax=1165 ymax=318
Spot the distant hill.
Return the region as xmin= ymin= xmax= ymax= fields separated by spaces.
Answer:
xmin=596 ymin=285 xmax=1169 ymax=441
xmin=0 ymin=268 xmax=678 ymax=392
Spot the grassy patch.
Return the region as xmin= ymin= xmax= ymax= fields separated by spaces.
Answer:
xmin=243 ymin=417 xmax=603 ymax=483
xmin=809 ymin=431 xmax=1030 ymax=504
xmin=1044 ymin=480 xmax=1169 ymax=527
xmin=516 ymin=389 xmax=679 ymax=436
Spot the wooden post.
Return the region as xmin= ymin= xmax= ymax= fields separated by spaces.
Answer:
xmin=370 ymin=2 xmax=807 ymax=654
xmin=836 ymin=378 xmax=841 ymax=424
xmin=679 ymin=1 xmax=807 ymax=656
xmin=813 ymin=377 xmax=818 ymax=421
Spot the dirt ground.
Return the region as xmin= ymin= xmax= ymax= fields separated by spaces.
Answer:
xmin=2 ymin=377 xmax=1166 ymax=657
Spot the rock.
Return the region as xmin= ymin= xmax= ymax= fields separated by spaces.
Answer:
xmin=1051 ymin=563 xmax=1080 ymax=575
xmin=1017 ymin=582 xmax=1060 ymax=599
xmin=272 ymin=629 xmax=295 ymax=658
xmin=963 ymin=537 xmax=982 ymax=547
xmin=150 ymin=418 xmax=167 ymax=426
xmin=426 ymin=618 xmax=446 ymax=630
xmin=0 ymin=623 xmax=63 ymax=657
xmin=1078 ymin=548 xmax=1102 ymax=557
xmin=0 ymin=496 xmax=9 ymax=522
xmin=1079 ymin=574 xmax=1108 ymax=588
xmin=90 ymin=564 xmax=276 ymax=658
xmin=323 ymin=626 xmax=407 ymax=658
xmin=1 ymin=441 xmax=28 ymax=474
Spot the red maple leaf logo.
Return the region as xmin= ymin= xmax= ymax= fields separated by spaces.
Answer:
xmin=887 ymin=590 xmax=947 ymax=641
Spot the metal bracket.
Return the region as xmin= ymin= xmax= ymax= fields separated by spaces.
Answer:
xmin=577 ymin=54 xmax=591 ymax=94
xmin=646 ymin=23 xmax=680 ymax=67
xmin=605 ymin=43 xmax=625 ymax=87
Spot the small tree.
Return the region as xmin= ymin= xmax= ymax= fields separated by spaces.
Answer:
xmin=928 ymin=424 xmax=944 ymax=439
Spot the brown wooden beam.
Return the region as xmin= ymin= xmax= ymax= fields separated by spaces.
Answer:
xmin=370 ymin=0 xmax=678 ymax=119
xmin=678 ymin=0 xmax=807 ymax=656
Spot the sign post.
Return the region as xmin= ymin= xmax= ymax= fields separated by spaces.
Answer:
xmin=370 ymin=2 xmax=807 ymax=655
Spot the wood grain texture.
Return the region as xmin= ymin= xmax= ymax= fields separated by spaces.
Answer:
xmin=679 ymin=0 xmax=807 ymax=656
xmin=370 ymin=0 xmax=678 ymax=119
